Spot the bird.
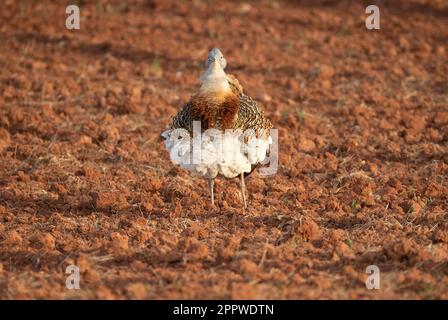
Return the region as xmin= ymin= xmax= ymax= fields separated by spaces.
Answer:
xmin=162 ymin=48 xmax=272 ymax=208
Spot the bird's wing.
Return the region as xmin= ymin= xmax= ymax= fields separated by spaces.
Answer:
xmin=169 ymin=101 xmax=193 ymax=132
xmin=227 ymin=74 xmax=244 ymax=95
xmin=235 ymin=94 xmax=273 ymax=135
xmin=235 ymin=94 xmax=273 ymax=177
xmin=225 ymin=74 xmax=271 ymax=133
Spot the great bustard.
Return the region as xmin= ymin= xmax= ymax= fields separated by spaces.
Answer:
xmin=162 ymin=48 xmax=273 ymax=208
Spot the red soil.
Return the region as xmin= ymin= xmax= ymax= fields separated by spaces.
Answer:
xmin=0 ymin=0 xmax=447 ymax=299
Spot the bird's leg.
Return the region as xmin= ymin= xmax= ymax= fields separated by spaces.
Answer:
xmin=208 ymin=178 xmax=215 ymax=206
xmin=240 ymin=173 xmax=247 ymax=208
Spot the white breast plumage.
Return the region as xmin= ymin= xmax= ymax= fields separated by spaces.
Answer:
xmin=162 ymin=129 xmax=271 ymax=179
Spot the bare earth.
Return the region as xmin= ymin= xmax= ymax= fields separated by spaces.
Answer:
xmin=0 ymin=0 xmax=447 ymax=299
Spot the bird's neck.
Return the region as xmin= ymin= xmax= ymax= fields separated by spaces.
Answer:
xmin=198 ymin=64 xmax=231 ymax=102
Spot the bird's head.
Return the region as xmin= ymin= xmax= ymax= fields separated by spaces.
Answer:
xmin=199 ymin=47 xmax=231 ymax=98
xmin=205 ymin=47 xmax=227 ymax=69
